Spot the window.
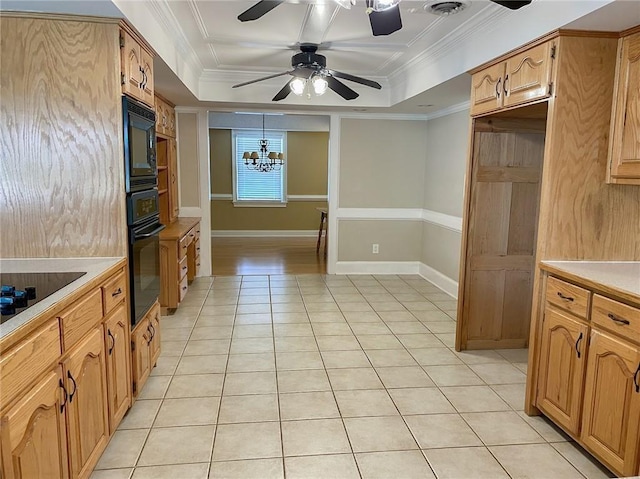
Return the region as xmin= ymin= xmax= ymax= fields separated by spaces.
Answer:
xmin=232 ymin=130 xmax=287 ymax=205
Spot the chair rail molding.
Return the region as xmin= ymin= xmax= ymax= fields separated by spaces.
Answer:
xmin=336 ymin=207 xmax=463 ymax=232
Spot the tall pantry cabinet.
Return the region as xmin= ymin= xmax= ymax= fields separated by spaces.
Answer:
xmin=456 ymin=31 xmax=640 ymax=351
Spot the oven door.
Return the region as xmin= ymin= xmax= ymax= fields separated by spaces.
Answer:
xmin=129 ymin=218 xmax=165 ymax=326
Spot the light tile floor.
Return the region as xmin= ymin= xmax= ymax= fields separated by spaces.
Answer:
xmin=92 ymin=274 xmax=614 ymax=479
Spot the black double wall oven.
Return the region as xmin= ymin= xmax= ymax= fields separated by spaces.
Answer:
xmin=123 ymin=96 xmax=165 ymax=327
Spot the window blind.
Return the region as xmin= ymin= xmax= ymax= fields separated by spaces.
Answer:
xmin=234 ymin=131 xmax=286 ymax=202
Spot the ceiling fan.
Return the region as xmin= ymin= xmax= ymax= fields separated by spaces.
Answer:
xmin=232 ymin=43 xmax=382 ymax=101
xmin=237 ymin=0 xmax=532 ymax=36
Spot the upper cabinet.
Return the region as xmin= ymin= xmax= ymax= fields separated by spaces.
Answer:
xmin=607 ymin=29 xmax=640 ymax=184
xmin=120 ymin=28 xmax=154 ymax=108
xmin=155 ymin=95 xmax=176 ymax=138
xmin=470 ymin=39 xmax=555 ymax=116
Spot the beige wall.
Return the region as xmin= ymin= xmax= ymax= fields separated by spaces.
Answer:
xmin=421 ymin=222 xmax=462 ymax=280
xmin=210 ymin=129 xmax=328 ymax=231
xmin=178 ymin=112 xmax=200 ymax=208
xmin=337 ymin=220 xmax=422 ymax=262
xmin=422 ymin=110 xmax=469 ymax=217
xmin=339 ymin=119 xmax=428 ymax=208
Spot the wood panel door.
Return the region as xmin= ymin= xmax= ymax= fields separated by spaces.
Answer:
xmin=536 ymin=307 xmax=588 ymax=435
xmin=63 ymin=328 xmax=109 ymax=479
xmin=460 ymin=126 xmax=545 ymax=349
xmin=581 ymin=330 xmax=640 ymax=477
xmin=104 ymin=303 xmax=132 ymax=434
xmin=131 ymin=318 xmax=151 ymax=398
xmin=608 ymin=31 xmax=640 ymax=184
xmin=470 ymin=62 xmax=505 ymax=116
xmin=120 ymin=30 xmax=142 ymax=102
xmin=0 ymin=368 xmax=69 ymax=479
xmin=503 ymin=41 xmax=555 ymax=109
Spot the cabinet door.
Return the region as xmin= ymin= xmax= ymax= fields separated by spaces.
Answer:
xmin=131 ymin=318 xmax=151 ymax=398
xmin=581 ymin=330 xmax=640 ymax=477
xmin=608 ymin=32 xmax=640 ymax=184
xmin=64 ymin=328 xmax=109 ymax=479
xmin=154 ymin=96 xmax=164 ymax=136
xmin=536 ymin=307 xmax=589 ymax=435
xmin=168 ymin=105 xmax=176 ymax=138
xmin=149 ymin=303 xmax=162 ymax=367
xmin=503 ymin=41 xmax=554 ymax=109
xmin=104 ymin=303 xmax=132 ymax=434
xmin=140 ymin=48 xmax=154 ymax=108
xmin=0 ymin=368 xmax=69 ymax=479
xmin=120 ymin=30 xmax=142 ymax=102
xmin=169 ymin=138 xmax=179 ymax=222
xmin=470 ymin=62 xmax=505 ymax=116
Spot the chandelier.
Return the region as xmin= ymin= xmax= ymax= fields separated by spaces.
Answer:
xmin=243 ymin=114 xmax=284 ymax=172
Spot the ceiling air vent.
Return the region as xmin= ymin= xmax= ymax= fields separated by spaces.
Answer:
xmin=424 ymin=0 xmax=470 ymax=16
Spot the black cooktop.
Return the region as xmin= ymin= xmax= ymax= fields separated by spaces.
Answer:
xmin=0 ymin=272 xmax=87 ymax=324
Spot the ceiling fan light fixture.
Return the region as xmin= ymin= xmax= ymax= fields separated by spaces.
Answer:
xmin=369 ymin=0 xmax=401 ymax=12
xmin=424 ymin=0 xmax=470 ymax=16
xmin=290 ymin=77 xmax=306 ymax=95
xmin=312 ymin=76 xmax=329 ymax=95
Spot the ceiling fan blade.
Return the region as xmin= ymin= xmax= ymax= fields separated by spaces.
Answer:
xmin=233 ymin=70 xmax=293 ymax=88
xmin=326 ymin=76 xmax=359 ymax=100
xmin=327 ymin=69 xmax=381 ymax=90
xmin=272 ymin=82 xmax=293 ymax=101
xmin=489 ymin=0 xmax=532 ymax=10
xmin=367 ymin=4 xmax=402 ymax=36
xmin=238 ymin=0 xmax=285 ymax=22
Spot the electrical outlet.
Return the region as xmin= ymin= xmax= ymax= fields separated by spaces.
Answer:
xmin=372 ymin=244 xmax=379 ymax=254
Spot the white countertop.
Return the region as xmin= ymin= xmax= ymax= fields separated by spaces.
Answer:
xmin=541 ymin=261 xmax=640 ymax=299
xmin=0 ymin=257 xmax=125 ymax=339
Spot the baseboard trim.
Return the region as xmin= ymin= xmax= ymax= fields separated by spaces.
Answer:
xmin=419 ymin=263 xmax=458 ymax=299
xmin=211 ymin=230 xmax=318 ymax=237
xmin=334 ymin=261 xmax=421 ymax=275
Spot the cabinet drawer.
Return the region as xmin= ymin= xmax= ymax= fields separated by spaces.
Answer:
xmin=186 ymin=227 xmax=196 ymax=247
xmin=178 ymin=235 xmax=189 ymax=261
xmin=545 ymin=276 xmax=590 ymax=319
xmin=178 ymin=274 xmax=188 ymax=303
xmin=102 ymin=271 xmax=127 ymax=315
xmin=0 ymin=319 xmax=61 ymax=406
xmin=194 ymin=225 xmax=200 ymax=242
xmin=60 ymin=288 xmax=103 ymax=350
xmin=179 ymin=255 xmax=188 ymax=280
xmin=592 ymin=295 xmax=640 ymax=344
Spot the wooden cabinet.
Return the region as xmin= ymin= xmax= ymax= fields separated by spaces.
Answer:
xmin=607 ymin=29 xmax=640 ymax=184
xmin=536 ymin=306 xmax=588 ymax=435
xmin=103 ymin=303 xmax=132 ymax=434
xmin=0 ymin=368 xmax=69 ymax=479
xmin=63 ymin=327 xmax=110 ymax=479
xmin=581 ymin=330 xmax=640 ymax=476
xmin=160 ymin=218 xmax=201 ymax=309
xmin=131 ymin=301 xmax=161 ymax=398
xmin=156 ymin=94 xmax=179 ymax=225
xmin=155 ymin=95 xmax=176 ymax=138
xmin=470 ymin=40 xmax=555 ymax=116
xmin=120 ymin=28 xmax=154 ymax=107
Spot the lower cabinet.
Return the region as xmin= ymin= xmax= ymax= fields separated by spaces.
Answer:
xmin=581 ymin=330 xmax=640 ymax=477
xmin=131 ymin=301 xmax=161 ymax=398
xmin=0 ymin=368 xmax=69 ymax=479
xmin=536 ymin=307 xmax=588 ymax=435
xmin=104 ymin=303 xmax=132 ymax=434
xmin=63 ymin=327 xmax=110 ymax=479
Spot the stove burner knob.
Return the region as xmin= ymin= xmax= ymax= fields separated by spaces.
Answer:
xmin=14 ymin=290 xmax=28 ymax=308
xmin=25 ymin=286 xmax=36 ymax=300
xmin=0 ymin=297 xmax=15 ymax=315
xmin=1 ymin=285 xmax=15 ymax=297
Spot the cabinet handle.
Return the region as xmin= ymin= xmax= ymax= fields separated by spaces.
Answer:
xmin=112 ymin=287 xmax=122 ymax=297
xmin=503 ymin=74 xmax=509 ymax=95
xmin=67 ymin=371 xmax=77 ymax=403
xmin=574 ymin=332 xmax=583 ymax=359
xmin=182 ymin=286 xmax=187 ymax=291
xmin=108 ymin=329 xmax=115 ymax=355
xmin=182 ymin=265 xmax=188 ymax=271
xmin=557 ymin=292 xmax=574 ymax=302
xmin=495 ymin=78 xmax=502 ymax=99
xmin=146 ymin=325 xmax=153 ymax=345
xmin=634 ymin=363 xmax=640 ymax=393
xmin=59 ymin=379 xmax=68 ymax=413
xmin=607 ymin=313 xmax=630 ymax=325
xmin=149 ymin=323 xmax=155 ymax=340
